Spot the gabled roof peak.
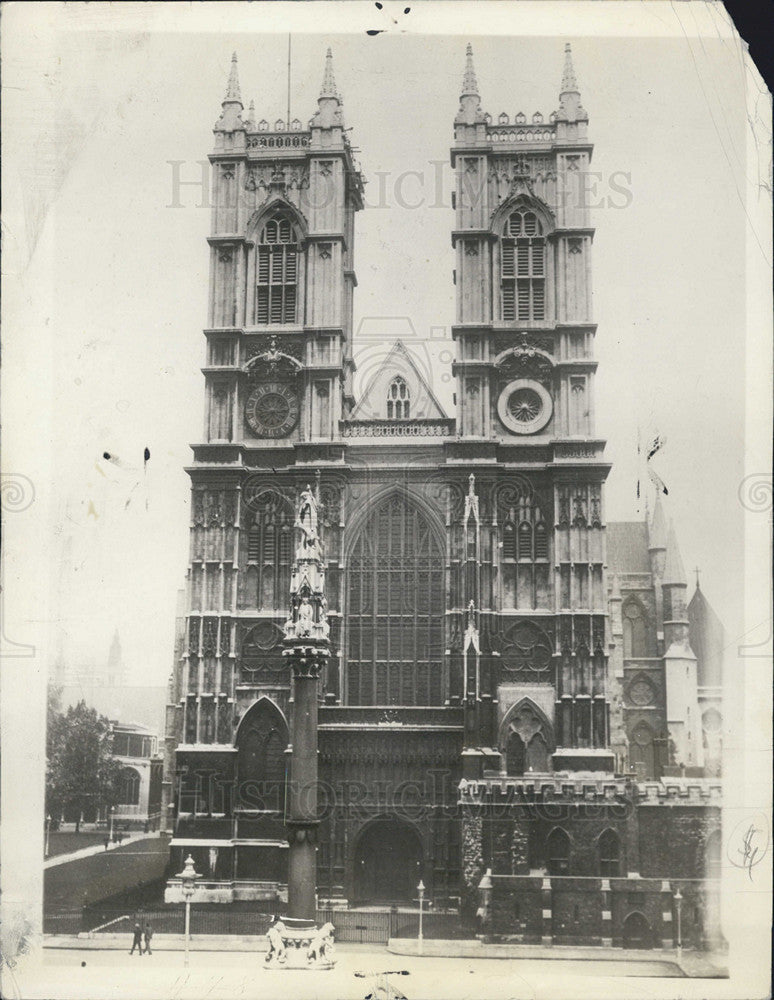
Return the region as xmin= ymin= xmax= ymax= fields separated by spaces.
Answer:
xmin=350 ymin=339 xmax=448 ymax=421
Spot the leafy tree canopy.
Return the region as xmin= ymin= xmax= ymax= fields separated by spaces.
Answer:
xmin=46 ymin=692 xmax=122 ymax=830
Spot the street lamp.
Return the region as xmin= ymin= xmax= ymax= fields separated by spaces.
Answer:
xmin=416 ymin=880 xmax=425 ymax=954
xmin=45 ymin=815 xmax=51 ymax=858
xmin=109 ymin=805 xmax=115 ymax=843
xmin=175 ymin=854 xmax=201 ymax=967
xmin=673 ymin=887 xmax=683 ymax=960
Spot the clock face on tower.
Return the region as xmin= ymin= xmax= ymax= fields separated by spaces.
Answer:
xmin=244 ymin=381 xmax=300 ymax=438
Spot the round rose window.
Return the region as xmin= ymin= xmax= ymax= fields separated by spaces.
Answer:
xmin=497 ymin=379 xmax=553 ymax=435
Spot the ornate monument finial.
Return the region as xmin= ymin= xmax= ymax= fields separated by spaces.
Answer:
xmin=464 ymin=472 xmax=479 ymax=526
xmin=283 ymin=484 xmax=329 ymax=654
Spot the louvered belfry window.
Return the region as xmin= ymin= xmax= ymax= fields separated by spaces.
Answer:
xmin=347 ymin=494 xmax=444 ymax=705
xmin=256 ymin=216 xmax=298 ymax=324
xmin=501 ymin=210 xmax=546 ymax=322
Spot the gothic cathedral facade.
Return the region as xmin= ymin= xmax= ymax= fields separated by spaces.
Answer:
xmin=164 ymin=45 xmax=724 ymax=949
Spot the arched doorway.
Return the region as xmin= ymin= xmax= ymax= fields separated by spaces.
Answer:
xmin=353 ymin=818 xmax=423 ymax=904
xmin=622 ymin=911 xmax=652 ymax=949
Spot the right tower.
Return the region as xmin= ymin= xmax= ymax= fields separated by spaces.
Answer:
xmin=451 ymin=44 xmax=613 ymax=771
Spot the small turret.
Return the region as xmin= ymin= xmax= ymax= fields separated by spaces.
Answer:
xmin=662 ymin=521 xmax=690 ymax=645
xmin=214 ymin=52 xmax=244 ymax=133
xmin=662 ymin=522 xmax=687 ymax=587
xmin=647 ymin=494 xmax=668 ymax=578
xmin=661 ymin=522 xmax=703 ymax=770
xmin=455 ymin=43 xmax=485 ymax=125
xmin=555 ymin=42 xmax=588 ymax=125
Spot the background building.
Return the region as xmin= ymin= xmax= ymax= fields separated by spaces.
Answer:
xmin=111 ymin=721 xmax=164 ymax=831
xmin=56 ymin=630 xmax=166 ymax=735
xmin=162 ymin=45 xmax=723 ymax=949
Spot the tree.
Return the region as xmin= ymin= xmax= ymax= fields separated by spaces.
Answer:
xmin=46 ymin=695 xmax=122 ymax=832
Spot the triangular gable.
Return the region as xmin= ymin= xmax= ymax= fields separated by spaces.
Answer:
xmin=351 ymin=340 xmax=447 ymax=420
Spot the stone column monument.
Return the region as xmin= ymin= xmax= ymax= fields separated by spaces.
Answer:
xmin=282 ymin=482 xmax=330 ymax=923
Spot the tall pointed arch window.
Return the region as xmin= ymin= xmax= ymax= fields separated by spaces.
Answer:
xmin=622 ymin=599 xmax=648 ymax=658
xmin=387 ymin=377 xmax=410 ymax=419
xmin=256 ymin=215 xmax=299 ymax=324
xmin=598 ymin=829 xmax=621 ymax=877
xmin=347 ymin=494 xmax=444 ymax=705
xmin=501 ymin=209 xmax=546 ymax=321
xmin=246 ymin=499 xmax=293 ymax=611
xmin=236 ymin=699 xmax=288 ymax=810
xmin=546 ymin=828 xmax=571 ymax=876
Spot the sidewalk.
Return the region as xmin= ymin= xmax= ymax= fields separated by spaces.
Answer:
xmin=387 ymin=937 xmax=728 ymax=978
xmin=43 ymin=934 xmax=728 ymax=978
xmin=46 ymin=933 xmax=270 ymax=953
xmin=44 ymin=831 xmax=163 ymax=869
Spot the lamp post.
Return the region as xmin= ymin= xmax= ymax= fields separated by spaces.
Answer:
xmin=175 ymin=854 xmax=201 ymax=967
xmin=417 ymin=880 xmax=425 ymax=954
xmin=45 ymin=815 xmax=51 ymax=858
xmin=674 ymin=887 xmax=683 ymax=960
xmin=109 ymin=805 xmax=115 ymax=843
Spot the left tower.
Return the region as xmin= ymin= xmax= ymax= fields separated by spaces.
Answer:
xmin=166 ymin=50 xmax=364 ymax=903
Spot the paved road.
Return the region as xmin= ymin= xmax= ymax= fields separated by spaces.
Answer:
xmin=6 ymin=944 xmax=731 ymax=1000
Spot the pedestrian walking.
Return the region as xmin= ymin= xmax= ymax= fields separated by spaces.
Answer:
xmin=143 ymin=921 xmax=153 ymax=955
xmin=103 ymin=836 xmax=109 ymax=851
xmin=129 ymin=921 xmax=144 ymax=955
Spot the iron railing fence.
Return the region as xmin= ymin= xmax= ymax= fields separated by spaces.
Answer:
xmin=45 ymin=904 xmax=469 ymax=942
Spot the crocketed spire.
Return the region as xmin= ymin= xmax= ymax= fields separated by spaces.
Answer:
xmin=319 ymin=47 xmax=339 ymax=100
xmin=456 ymin=42 xmax=484 ymax=126
xmin=214 ymin=52 xmax=244 ymax=132
xmin=225 ymin=52 xmax=242 ymax=105
xmin=461 ymin=42 xmax=479 ymax=99
xmin=560 ymin=41 xmax=579 ymax=96
xmin=555 ymin=41 xmax=587 ymax=124
xmin=312 ymin=47 xmax=343 ymax=129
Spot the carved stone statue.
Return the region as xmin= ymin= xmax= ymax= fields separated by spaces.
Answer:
xmin=297 ymin=598 xmax=315 ymax=637
xmin=307 ymin=922 xmax=335 ymax=966
xmin=296 ymin=485 xmax=318 ymax=548
xmin=265 ymin=919 xmax=287 ymax=965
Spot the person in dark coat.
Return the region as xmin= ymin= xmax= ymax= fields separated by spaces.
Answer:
xmin=143 ymin=921 xmax=153 ymax=955
xmin=129 ymin=921 xmax=144 ymax=955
